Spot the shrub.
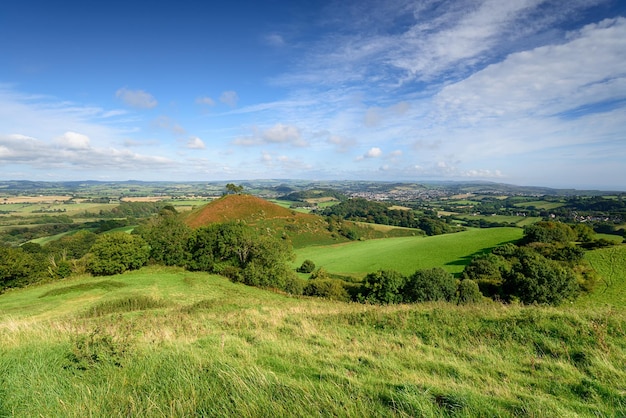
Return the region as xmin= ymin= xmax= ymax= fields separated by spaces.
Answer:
xmin=403 ymin=268 xmax=457 ymax=303
xmin=86 ymin=232 xmax=149 ymax=276
xmin=362 ymin=270 xmax=406 ymax=304
xmin=456 ymin=279 xmax=483 ymax=304
xmin=303 ymin=278 xmax=350 ymax=301
xmin=502 ymin=251 xmax=579 ymax=305
xmin=297 ymin=259 xmax=316 ymax=273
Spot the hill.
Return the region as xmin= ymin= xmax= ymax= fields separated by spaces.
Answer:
xmin=184 ymin=194 xmax=419 ymax=248
xmin=1 ymin=267 xmax=625 ymax=416
xmin=185 ymin=194 xmax=307 ymax=227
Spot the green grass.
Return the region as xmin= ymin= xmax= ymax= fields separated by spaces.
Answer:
xmin=1 ymin=267 xmax=625 ymax=417
xmin=454 ymin=214 xmax=541 ymax=227
xmin=513 ymin=200 xmax=565 ymax=210
xmin=294 ymin=227 xmax=523 ymax=278
xmin=578 ymin=245 xmax=626 ymax=307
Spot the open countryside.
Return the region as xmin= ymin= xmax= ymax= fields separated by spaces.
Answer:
xmin=1 ymin=180 xmax=625 ymax=416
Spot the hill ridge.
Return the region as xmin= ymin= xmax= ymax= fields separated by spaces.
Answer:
xmin=184 ymin=194 xmax=317 ymax=228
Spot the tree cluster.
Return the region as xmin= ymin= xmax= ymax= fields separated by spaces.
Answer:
xmin=322 ymin=198 xmax=461 ymax=236
xmin=462 ymin=221 xmax=599 ymax=305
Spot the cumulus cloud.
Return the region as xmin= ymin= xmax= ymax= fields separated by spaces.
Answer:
xmin=220 ymin=90 xmax=239 ymax=107
xmin=0 ymin=132 xmax=172 ymax=172
xmin=56 ymin=131 xmax=90 ymax=149
xmin=357 ymin=147 xmax=383 ymax=161
xmin=186 ymin=136 xmax=206 ymax=149
xmin=115 ymin=87 xmax=158 ymax=109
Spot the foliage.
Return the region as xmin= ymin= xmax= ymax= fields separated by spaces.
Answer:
xmin=136 ymin=211 xmax=191 ymax=266
xmin=225 ymin=183 xmax=244 ymax=194
xmin=297 ymin=259 xmax=316 ymax=273
xmin=362 ymin=270 xmax=406 ymax=304
xmin=502 ymin=249 xmax=580 ymax=305
xmin=46 ymin=230 xmax=97 ymax=259
xmin=456 ymin=279 xmax=483 ymax=304
xmin=403 ymin=268 xmax=457 ymax=303
xmin=303 ymin=278 xmax=350 ymax=301
xmin=186 ymin=222 xmax=296 ymax=292
xmin=0 ymin=246 xmax=40 ymax=292
xmin=521 ymin=221 xmax=576 ymax=245
xmin=86 ymin=232 xmax=149 ymax=276
xmin=322 ymin=197 xmax=461 ymax=236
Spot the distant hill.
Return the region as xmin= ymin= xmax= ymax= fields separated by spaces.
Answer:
xmin=184 ymin=194 xmax=344 ymax=247
xmin=185 ymin=194 xmax=309 ymax=227
xmin=183 ymin=194 xmax=418 ymax=247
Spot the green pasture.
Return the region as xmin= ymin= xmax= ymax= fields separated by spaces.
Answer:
xmin=294 ymin=227 xmax=523 ymax=278
xmin=1 ymin=267 xmax=625 ymax=417
xmin=454 ymin=214 xmax=541 ymax=227
xmin=513 ymin=200 xmax=565 ymax=210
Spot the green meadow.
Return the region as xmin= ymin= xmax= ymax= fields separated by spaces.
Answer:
xmin=1 ymin=263 xmax=625 ymax=417
xmin=294 ymin=227 xmax=523 ymax=277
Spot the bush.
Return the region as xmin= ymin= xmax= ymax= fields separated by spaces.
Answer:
xmin=86 ymin=232 xmax=149 ymax=276
xmin=362 ymin=270 xmax=406 ymax=304
xmin=303 ymin=278 xmax=350 ymax=301
xmin=403 ymin=268 xmax=457 ymax=303
xmin=502 ymin=251 xmax=579 ymax=305
xmin=456 ymin=279 xmax=483 ymax=304
xmin=297 ymin=259 xmax=316 ymax=273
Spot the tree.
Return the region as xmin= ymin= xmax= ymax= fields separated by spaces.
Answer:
xmin=225 ymin=183 xmax=244 ymax=194
xmin=456 ymin=279 xmax=483 ymax=304
xmin=86 ymin=232 xmax=149 ymax=276
xmin=403 ymin=268 xmax=457 ymax=303
xmin=137 ymin=211 xmax=191 ymax=266
xmin=362 ymin=270 xmax=406 ymax=304
xmin=187 ymin=222 xmax=296 ymax=292
xmin=47 ymin=230 xmax=97 ymax=259
xmin=0 ymin=246 xmax=39 ymax=292
xmin=297 ymin=259 xmax=316 ymax=273
xmin=502 ymin=250 xmax=579 ymax=305
xmin=522 ymin=221 xmax=576 ymax=245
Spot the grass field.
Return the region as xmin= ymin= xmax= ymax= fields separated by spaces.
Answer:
xmin=1 ymin=266 xmax=624 ymax=417
xmin=453 ymin=214 xmax=541 ymax=227
xmin=578 ymin=245 xmax=626 ymax=307
xmin=294 ymin=227 xmax=523 ymax=277
xmin=513 ymin=200 xmax=566 ymax=210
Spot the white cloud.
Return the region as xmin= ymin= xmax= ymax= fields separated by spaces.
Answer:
xmin=357 ymin=147 xmax=383 ymax=161
xmin=115 ymin=88 xmax=158 ymax=109
xmin=220 ymin=90 xmax=239 ymax=107
xmin=56 ymin=131 xmax=90 ymax=149
xmin=366 ymin=147 xmax=382 ymax=158
xmin=186 ymin=136 xmax=206 ymax=149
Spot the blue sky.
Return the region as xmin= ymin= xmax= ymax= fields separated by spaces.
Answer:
xmin=1 ymin=0 xmax=625 ymax=190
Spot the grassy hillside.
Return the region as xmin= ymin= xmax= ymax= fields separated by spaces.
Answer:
xmin=294 ymin=227 xmax=524 ymax=278
xmin=184 ymin=194 xmax=418 ymax=248
xmin=1 ymin=267 xmax=625 ymax=417
xmin=578 ymin=245 xmax=626 ymax=307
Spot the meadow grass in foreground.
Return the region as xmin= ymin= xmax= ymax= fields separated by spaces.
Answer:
xmin=1 ymin=266 xmax=625 ymax=417
xmin=294 ymin=227 xmax=523 ymax=277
